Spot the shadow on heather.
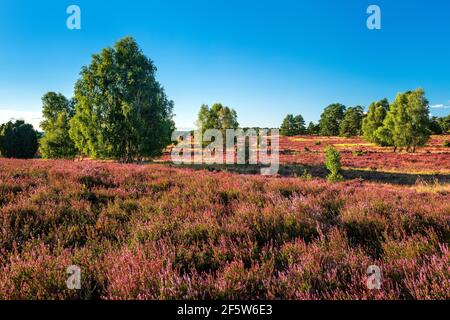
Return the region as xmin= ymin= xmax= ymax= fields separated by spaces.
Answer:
xmin=168 ymin=163 xmax=450 ymax=186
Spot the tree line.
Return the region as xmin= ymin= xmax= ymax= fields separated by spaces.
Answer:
xmin=281 ymin=104 xmax=366 ymax=137
xmin=280 ymin=89 xmax=450 ymax=152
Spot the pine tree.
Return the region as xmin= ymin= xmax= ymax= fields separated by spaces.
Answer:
xmin=306 ymin=121 xmax=320 ymax=135
xmin=319 ymin=103 xmax=346 ymax=136
xmin=280 ymin=114 xmax=305 ymax=136
xmin=339 ymin=106 xmax=364 ymax=137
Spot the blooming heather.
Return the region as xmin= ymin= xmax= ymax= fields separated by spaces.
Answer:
xmin=0 ymin=159 xmax=448 ymax=299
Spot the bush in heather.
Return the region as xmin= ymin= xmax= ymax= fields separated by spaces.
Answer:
xmin=324 ymin=146 xmax=343 ymax=182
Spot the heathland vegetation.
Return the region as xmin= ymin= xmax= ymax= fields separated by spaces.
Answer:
xmin=0 ymin=37 xmax=449 ymax=300
xmin=0 ymin=159 xmax=448 ymax=299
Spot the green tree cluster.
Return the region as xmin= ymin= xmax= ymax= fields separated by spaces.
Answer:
xmin=306 ymin=121 xmax=320 ymax=134
xmin=319 ymin=103 xmax=346 ymax=136
xmin=196 ymin=103 xmax=239 ymax=132
xmin=318 ymin=103 xmax=364 ymax=137
xmin=362 ymin=98 xmax=389 ymax=142
xmin=370 ymin=89 xmax=431 ymax=152
xmin=39 ymin=92 xmax=77 ymax=159
xmin=339 ymin=106 xmax=364 ymax=137
xmin=37 ymin=37 xmax=175 ymax=162
xmin=429 ymin=115 xmax=450 ymax=134
xmin=0 ymin=120 xmax=38 ymax=158
xmin=280 ymin=114 xmax=306 ymax=136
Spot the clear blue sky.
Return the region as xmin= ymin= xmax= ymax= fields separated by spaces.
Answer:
xmin=1 ymin=0 xmax=449 ymax=130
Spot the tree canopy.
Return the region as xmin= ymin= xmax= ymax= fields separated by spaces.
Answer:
xmin=437 ymin=115 xmax=450 ymax=133
xmin=429 ymin=116 xmax=443 ymax=135
xmin=319 ymin=103 xmax=346 ymax=136
xmin=362 ymin=98 xmax=389 ymax=142
xmin=374 ymin=89 xmax=431 ymax=152
xmin=280 ymin=114 xmax=306 ymax=136
xmin=306 ymin=121 xmax=320 ymax=135
xmin=39 ymin=92 xmax=77 ymax=159
xmin=196 ymin=103 xmax=239 ymax=132
xmin=0 ymin=120 xmax=38 ymax=159
xmin=339 ymin=106 xmax=364 ymax=137
xmin=69 ymin=37 xmax=175 ymax=161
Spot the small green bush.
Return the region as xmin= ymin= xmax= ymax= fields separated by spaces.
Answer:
xmin=324 ymin=146 xmax=343 ymax=182
xmin=352 ymin=150 xmax=365 ymax=156
xmin=443 ymin=140 xmax=450 ymax=148
xmin=300 ymin=169 xmax=313 ymax=181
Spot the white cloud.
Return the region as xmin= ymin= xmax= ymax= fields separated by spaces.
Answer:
xmin=0 ymin=109 xmax=42 ymax=130
xmin=430 ymin=104 xmax=450 ymax=109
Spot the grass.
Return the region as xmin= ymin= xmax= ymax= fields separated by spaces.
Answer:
xmin=413 ymin=179 xmax=450 ymax=194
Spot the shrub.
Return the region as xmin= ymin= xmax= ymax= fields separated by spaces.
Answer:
xmin=324 ymin=146 xmax=343 ymax=182
xmin=443 ymin=140 xmax=450 ymax=148
xmin=300 ymin=169 xmax=312 ymax=181
xmin=352 ymin=150 xmax=365 ymax=157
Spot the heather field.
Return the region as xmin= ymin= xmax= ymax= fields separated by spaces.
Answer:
xmin=160 ymin=134 xmax=450 ymax=184
xmin=0 ymin=157 xmax=448 ymax=299
xmin=280 ymin=135 xmax=450 ymax=174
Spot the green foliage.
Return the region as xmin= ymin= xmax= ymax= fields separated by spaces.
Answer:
xmin=69 ymin=37 xmax=175 ymax=161
xmin=352 ymin=150 xmax=365 ymax=156
xmin=0 ymin=120 xmax=38 ymax=159
xmin=306 ymin=121 xmax=320 ymax=135
xmin=280 ymin=114 xmax=306 ymax=136
xmin=429 ymin=116 xmax=443 ymax=135
xmin=375 ymin=89 xmax=431 ymax=152
xmin=436 ymin=115 xmax=450 ymax=133
xmin=374 ymin=125 xmax=394 ymax=147
xmin=319 ymin=103 xmax=346 ymax=136
xmin=300 ymin=169 xmax=312 ymax=181
xmin=443 ymin=140 xmax=450 ymax=148
xmin=324 ymin=146 xmax=343 ymax=182
xmin=196 ymin=103 xmax=239 ymax=132
xmin=39 ymin=92 xmax=77 ymax=159
xmin=362 ymin=98 xmax=389 ymax=142
xmin=339 ymin=106 xmax=364 ymax=137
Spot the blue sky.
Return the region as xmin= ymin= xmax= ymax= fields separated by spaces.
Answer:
xmin=0 ymin=0 xmax=449 ymax=130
